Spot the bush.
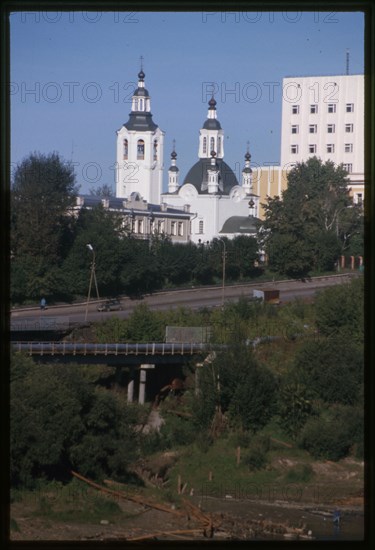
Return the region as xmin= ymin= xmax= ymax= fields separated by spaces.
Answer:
xmin=243 ymin=447 xmax=267 ymax=471
xmin=298 ymin=405 xmax=363 ymax=461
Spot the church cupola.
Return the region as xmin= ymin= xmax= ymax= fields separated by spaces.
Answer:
xmin=198 ymin=95 xmax=224 ymax=159
xmin=242 ymin=143 xmax=253 ymax=194
xmin=207 ymin=150 xmax=220 ymax=194
xmin=168 ymin=140 xmax=179 ymax=193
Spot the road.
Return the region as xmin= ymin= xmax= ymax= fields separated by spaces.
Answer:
xmin=11 ymin=273 xmax=358 ymax=324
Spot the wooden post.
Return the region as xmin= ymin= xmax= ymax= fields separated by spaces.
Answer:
xmin=208 ymin=471 xmax=212 ymax=481
xmin=177 ymin=474 xmax=182 ymax=494
xmin=236 ymin=446 xmax=241 ymax=466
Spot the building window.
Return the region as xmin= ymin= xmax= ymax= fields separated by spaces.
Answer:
xmin=178 ymin=222 xmax=184 ymax=236
xmin=137 ymin=219 xmax=143 ymax=234
xmin=217 ymin=137 xmax=221 ymax=155
xmin=292 ymin=105 xmax=299 ymax=114
xmin=171 ymin=221 xmax=177 ymax=236
xmin=291 ymin=144 xmax=298 ymax=154
xmin=327 ymin=104 xmax=336 ymax=113
xmin=356 ymin=193 xmax=363 ymax=205
xmin=345 ymin=123 xmax=354 ymax=133
xmin=327 ymin=124 xmax=335 ymax=133
xmin=157 ymin=220 xmax=165 ymax=233
xmin=310 ymin=104 xmax=318 ymax=114
xmin=327 ymin=144 xmax=335 ymax=153
xmin=343 ymin=163 xmax=353 ymax=173
xmin=153 ymin=139 xmax=158 ymax=161
xmin=137 ymin=139 xmax=145 ymax=160
xmin=309 ymin=124 xmax=317 ymax=133
xmin=198 ymin=220 xmax=204 ymax=234
xmin=309 ymin=144 xmax=317 ymax=154
xmin=346 ymin=103 xmax=354 ymax=113
xmin=203 ymin=137 xmax=207 ymax=154
xmin=123 ymin=139 xmax=128 ymax=160
xmin=291 ymin=125 xmax=299 ymax=134
xmin=139 ymin=98 xmax=144 ymax=110
xmin=210 ymin=137 xmax=215 ymax=153
xmin=345 ymin=143 xmax=353 ymax=153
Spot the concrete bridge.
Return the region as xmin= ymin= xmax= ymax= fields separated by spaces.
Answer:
xmin=11 ymin=341 xmax=220 ymax=405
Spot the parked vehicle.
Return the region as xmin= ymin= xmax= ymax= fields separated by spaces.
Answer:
xmin=97 ymin=299 xmax=123 ymax=312
xmin=252 ymin=289 xmax=280 ymax=305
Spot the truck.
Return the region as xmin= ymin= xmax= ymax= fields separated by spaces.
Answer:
xmin=252 ymin=288 xmax=280 ymax=305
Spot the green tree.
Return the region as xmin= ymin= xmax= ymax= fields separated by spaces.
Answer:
xmin=11 ymin=152 xmax=78 ymax=262
xmin=11 ymin=152 xmax=79 ymax=302
xmin=315 ymin=276 xmax=364 ymax=342
xmin=260 ymin=157 xmax=363 ymax=277
xmin=203 ymin=345 xmax=278 ymax=433
xmin=292 ymin=337 xmax=363 ymax=406
xmin=89 ymin=183 xmax=114 ymax=198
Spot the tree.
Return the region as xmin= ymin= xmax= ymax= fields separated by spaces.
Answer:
xmin=315 ymin=276 xmax=364 ymax=343
xmin=11 ymin=152 xmax=79 ymax=302
xmin=260 ymin=157 xmax=363 ymax=277
xmin=206 ymin=345 xmax=278 ymax=433
xmin=11 ymin=152 xmax=78 ymax=261
xmin=89 ymin=184 xmax=114 ymax=198
xmin=292 ymin=336 xmax=363 ymax=406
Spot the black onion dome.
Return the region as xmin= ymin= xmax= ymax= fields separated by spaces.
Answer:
xmin=169 ymin=166 xmax=179 ymax=172
xmin=133 ymin=87 xmax=149 ymax=97
xmin=203 ymin=118 xmax=222 ymax=130
xmin=209 ymin=97 xmax=217 ymax=108
xmin=245 ymin=151 xmax=251 ymax=161
xmin=124 ymin=112 xmax=158 ymax=131
xmin=171 ymin=150 xmax=177 ymax=159
xmin=138 ymin=70 xmax=145 ymax=80
xmin=183 ymin=158 xmax=238 ymax=194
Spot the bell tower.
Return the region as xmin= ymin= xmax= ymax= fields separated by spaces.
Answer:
xmin=116 ymin=61 xmax=164 ymax=204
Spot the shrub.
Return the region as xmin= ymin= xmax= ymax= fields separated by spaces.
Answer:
xmin=243 ymin=447 xmax=267 ymax=471
xmin=298 ymin=406 xmax=363 ymax=461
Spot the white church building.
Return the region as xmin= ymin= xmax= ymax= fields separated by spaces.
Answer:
xmin=115 ymin=68 xmax=260 ymax=244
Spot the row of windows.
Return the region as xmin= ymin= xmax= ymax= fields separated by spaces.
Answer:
xmin=291 ymin=123 xmax=354 ymax=134
xmin=203 ymin=136 xmax=222 ymax=155
xmin=292 ymin=103 xmax=354 ymax=114
xmin=291 ymin=143 xmax=354 ymax=154
xmin=130 ymin=218 xmax=184 ymax=236
xmin=123 ymin=139 xmax=158 ymax=161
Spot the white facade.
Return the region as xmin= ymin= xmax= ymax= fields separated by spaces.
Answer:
xmin=281 ymin=74 xmax=364 ymax=175
xmin=162 ymin=99 xmax=259 ymax=244
xmin=116 ymin=71 xmax=164 ymax=204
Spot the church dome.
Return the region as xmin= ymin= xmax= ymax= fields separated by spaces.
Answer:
xmin=183 ymin=158 xmax=238 ymax=194
xmin=133 ymin=87 xmax=149 ymax=97
xmin=203 ymin=118 xmax=222 ymax=130
xmin=220 ymin=215 xmax=259 ymax=234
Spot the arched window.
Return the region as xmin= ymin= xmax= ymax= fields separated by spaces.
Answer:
xmin=123 ymin=139 xmax=128 ymax=160
xmin=153 ymin=139 xmax=158 ymax=161
xmin=139 ymin=98 xmax=144 ymax=111
xmin=210 ymin=137 xmax=215 ymax=152
xmin=203 ymin=137 xmax=207 ymax=154
xmin=137 ymin=139 xmax=145 ymax=160
xmin=217 ymin=137 xmax=221 ymax=156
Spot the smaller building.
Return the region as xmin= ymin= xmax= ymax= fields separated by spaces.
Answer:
xmin=74 ymin=193 xmax=191 ymax=243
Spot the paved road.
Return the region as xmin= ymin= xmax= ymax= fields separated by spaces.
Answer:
xmin=11 ymin=273 xmax=358 ymax=324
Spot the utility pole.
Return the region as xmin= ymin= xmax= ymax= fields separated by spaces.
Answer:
xmin=85 ymin=244 xmax=100 ymax=322
xmin=218 ymin=238 xmax=226 ymax=306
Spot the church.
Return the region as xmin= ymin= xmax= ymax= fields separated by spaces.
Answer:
xmin=114 ymin=67 xmax=260 ymax=244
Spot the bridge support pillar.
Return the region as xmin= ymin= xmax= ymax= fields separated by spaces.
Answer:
xmin=139 ymin=369 xmax=146 ymax=404
xmin=127 ymin=369 xmax=135 ymax=403
xmin=138 ymin=364 xmax=155 ymax=405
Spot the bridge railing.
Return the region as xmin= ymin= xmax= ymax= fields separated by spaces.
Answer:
xmin=11 ymin=341 xmax=224 ymax=356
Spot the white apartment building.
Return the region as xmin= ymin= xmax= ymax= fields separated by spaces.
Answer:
xmin=280 ymin=74 xmax=364 ymax=205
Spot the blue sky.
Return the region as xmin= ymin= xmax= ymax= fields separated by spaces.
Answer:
xmin=10 ymin=10 xmax=364 ymax=194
